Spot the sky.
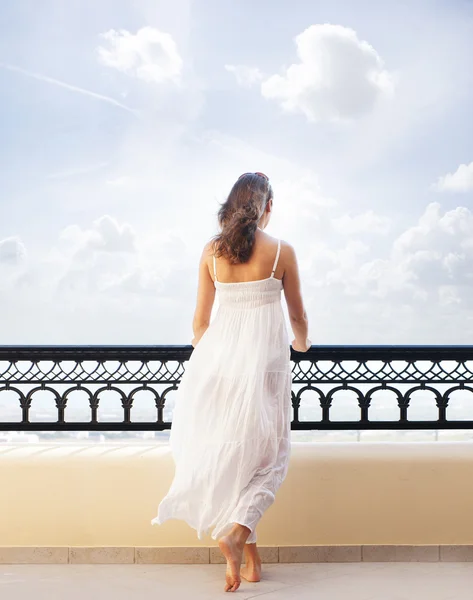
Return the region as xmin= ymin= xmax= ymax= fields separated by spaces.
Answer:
xmin=1 ymin=0 xmax=473 ymax=345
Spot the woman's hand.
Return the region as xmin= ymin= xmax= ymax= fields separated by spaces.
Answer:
xmin=191 ymin=337 xmax=200 ymax=348
xmin=291 ymin=338 xmax=312 ymax=352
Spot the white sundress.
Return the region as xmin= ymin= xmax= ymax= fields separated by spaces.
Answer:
xmin=151 ymin=239 xmax=292 ymax=544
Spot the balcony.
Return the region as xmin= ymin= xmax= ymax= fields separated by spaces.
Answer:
xmin=1 ymin=345 xmax=473 ymax=598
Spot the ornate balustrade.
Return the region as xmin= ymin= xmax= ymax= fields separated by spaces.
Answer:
xmin=1 ymin=345 xmax=472 ymax=431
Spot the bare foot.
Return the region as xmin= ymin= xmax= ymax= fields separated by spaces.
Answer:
xmin=241 ymin=562 xmax=261 ymax=582
xmin=218 ymin=526 xmax=249 ymax=592
xmin=241 ymin=543 xmax=262 ymax=582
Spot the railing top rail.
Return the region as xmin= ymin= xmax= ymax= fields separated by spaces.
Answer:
xmin=1 ymin=345 xmax=473 ymax=361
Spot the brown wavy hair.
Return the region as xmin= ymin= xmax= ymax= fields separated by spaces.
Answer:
xmin=211 ymin=173 xmax=273 ymax=264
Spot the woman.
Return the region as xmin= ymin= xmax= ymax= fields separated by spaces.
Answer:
xmin=152 ymin=172 xmax=311 ymax=592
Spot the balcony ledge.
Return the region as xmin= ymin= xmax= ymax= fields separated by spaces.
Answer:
xmin=1 ymin=441 xmax=473 ymax=552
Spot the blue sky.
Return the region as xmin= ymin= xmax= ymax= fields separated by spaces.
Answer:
xmin=1 ymin=0 xmax=473 ymax=344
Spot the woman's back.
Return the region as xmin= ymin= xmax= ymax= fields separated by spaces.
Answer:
xmin=211 ymin=230 xmax=284 ymax=284
xmin=211 ymin=231 xmax=307 ymax=340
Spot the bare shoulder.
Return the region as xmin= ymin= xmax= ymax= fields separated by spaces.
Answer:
xmin=267 ymin=237 xmax=295 ymax=279
xmin=202 ymin=239 xmax=216 ymax=258
xmin=279 ymin=239 xmax=293 ymax=251
xmin=200 ymin=240 xmax=217 ymax=275
xmin=279 ymin=239 xmax=296 ymax=263
xmin=259 ymin=230 xmax=291 ymax=250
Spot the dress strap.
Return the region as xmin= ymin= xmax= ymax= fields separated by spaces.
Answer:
xmin=270 ymin=239 xmax=281 ymax=278
xmin=213 ymin=253 xmax=218 ymax=282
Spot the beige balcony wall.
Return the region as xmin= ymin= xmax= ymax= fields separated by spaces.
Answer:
xmin=1 ymin=442 xmax=473 ymax=546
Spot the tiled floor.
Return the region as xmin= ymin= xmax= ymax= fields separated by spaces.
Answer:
xmin=1 ymin=562 xmax=472 ymax=599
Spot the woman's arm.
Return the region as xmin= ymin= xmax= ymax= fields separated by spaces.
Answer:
xmin=191 ymin=242 xmax=216 ymax=346
xmin=282 ymin=242 xmax=311 ymax=352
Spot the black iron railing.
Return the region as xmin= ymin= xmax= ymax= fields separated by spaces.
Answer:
xmin=0 ymin=345 xmax=473 ymax=431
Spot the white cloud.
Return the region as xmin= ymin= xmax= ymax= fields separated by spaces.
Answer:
xmin=390 ymin=202 xmax=473 ymax=293
xmin=438 ymin=285 xmax=461 ymax=307
xmin=97 ymin=26 xmax=183 ymax=84
xmin=0 ymin=237 xmax=27 ymax=266
xmin=331 ymin=209 xmax=391 ymax=235
xmin=260 ymin=24 xmax=394 ymax=122
xmin=225 ymin=64 xmax=263 ymax=87
xmin=59 ymin=215 xmax=137 ymax=255
xmin=433 ymin=161 xmax=473 ymax=192
xmin=1 ymin=216 xmax=195 ymax=344
xmin=392 ymin=203 xmax=473 ymax=258
xmin=295 ymin=199 xmax=473 ymax=343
